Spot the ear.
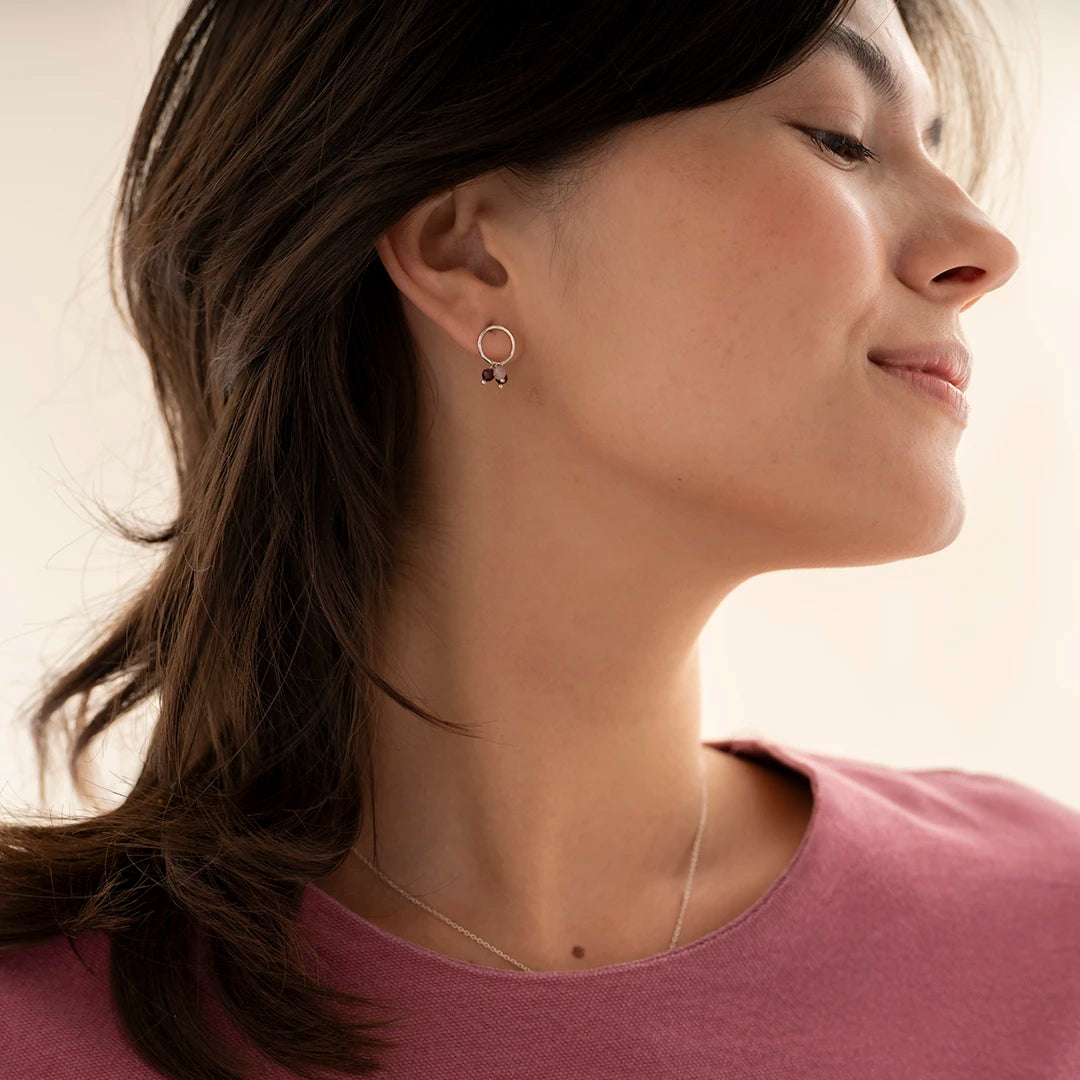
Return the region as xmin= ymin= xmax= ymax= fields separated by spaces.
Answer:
xmin=374 ymin=181 xmax=519 ymax=365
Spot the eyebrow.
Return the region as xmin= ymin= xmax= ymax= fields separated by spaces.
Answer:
xmin=818 ymin=24 xmax=945 ymax=154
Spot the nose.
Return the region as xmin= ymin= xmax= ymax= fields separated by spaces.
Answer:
xmin=902 ymin=179 xmax=1021 ymax=314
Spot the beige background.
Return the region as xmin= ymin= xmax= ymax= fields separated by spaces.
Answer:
xmin=2 ymin=1 xmax=1076 ymax=819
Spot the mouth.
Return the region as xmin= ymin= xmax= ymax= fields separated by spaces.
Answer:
xmin=868 ymin=358 xmax=971 ymax=425
xmin=866 ymin=341 xmax=972 ymax=393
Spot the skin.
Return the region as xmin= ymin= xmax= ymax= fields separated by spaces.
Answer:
xmin=312 ymin=0 xmax=1019 ymax=971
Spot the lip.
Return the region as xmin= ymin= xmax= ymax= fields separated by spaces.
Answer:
xmin=867 ymin=341 xmax=972 ymax=392
xmin=869 ymin=360 xmax=971 ymax=424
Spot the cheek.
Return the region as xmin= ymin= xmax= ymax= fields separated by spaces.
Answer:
xmin=548 ymin=156 xmax=881 ymax=497
xmin=525 ymin=137 xmax=963 ymax=562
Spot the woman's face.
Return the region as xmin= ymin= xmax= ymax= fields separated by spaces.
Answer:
xmin=501 ymin=0 xmax=1019 ymax=570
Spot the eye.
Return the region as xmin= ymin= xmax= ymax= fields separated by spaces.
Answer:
xmin=799 ymin=127 xmax=878 ymax=164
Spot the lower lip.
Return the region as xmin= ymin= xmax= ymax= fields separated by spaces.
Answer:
xmin=870 ymin=361 xmax=970 ymax=425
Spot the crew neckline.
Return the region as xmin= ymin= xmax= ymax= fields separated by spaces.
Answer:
xmin=302 ymin=736 xmax=825 ymax=983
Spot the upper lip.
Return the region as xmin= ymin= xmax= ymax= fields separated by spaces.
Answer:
xmin=867 ymin=341 xmax=972 ymax=393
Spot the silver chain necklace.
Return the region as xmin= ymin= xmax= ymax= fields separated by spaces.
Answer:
xmin=351 ymin=765 xmax=709 ymax=973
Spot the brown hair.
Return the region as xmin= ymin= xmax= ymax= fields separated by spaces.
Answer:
xmin=0 ymin=1 xmax=1020 ymax=1076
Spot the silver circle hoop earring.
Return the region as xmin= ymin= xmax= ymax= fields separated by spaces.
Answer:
xmin=477 ymin=324 xmax=517 ymax=389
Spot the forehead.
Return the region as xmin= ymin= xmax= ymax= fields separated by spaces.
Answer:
xmin=836 ymin=0 xmax=937 ymax=112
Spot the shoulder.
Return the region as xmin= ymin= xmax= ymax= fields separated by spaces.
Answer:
xmin=729 ymin=736 xmax=1080 ymax=879
xmin=0 ymin=929 xmax=109 ymax=1009
xmin=780 ymin=745 xmax=1080 ymax=1066
xmin=820 ymin=746 xmax=1080 ymax=850
xmin=799 ymin=743 xmax=1080 ymax=929
xmin=906 ymin=764 xmax=1080 ymax=913
xmin=0 ymin=932 xmax=158 ymax=1079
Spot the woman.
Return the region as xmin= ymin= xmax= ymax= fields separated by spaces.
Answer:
xmin=2 ymin=0 xmax=1076 ymax=1077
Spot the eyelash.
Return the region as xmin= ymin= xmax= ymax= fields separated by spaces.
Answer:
xmin=802 ymin=127 xmax=878 ymax=164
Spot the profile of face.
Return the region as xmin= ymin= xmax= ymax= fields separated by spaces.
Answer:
xmin=376 ymin=0 xmax=1020 ymax=590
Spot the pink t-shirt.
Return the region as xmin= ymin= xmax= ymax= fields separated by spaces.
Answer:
xmin=3 ymin=737 xmax=1079 ymax=1078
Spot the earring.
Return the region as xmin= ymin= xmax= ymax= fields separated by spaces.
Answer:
xmin=477 ymin=324 xmax=517 ymax=389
